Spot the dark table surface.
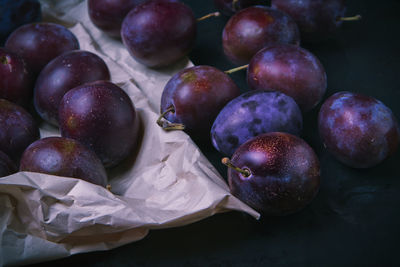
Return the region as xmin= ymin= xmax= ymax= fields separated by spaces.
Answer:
xmin=32 ymin=0 xmax=400 ymax=266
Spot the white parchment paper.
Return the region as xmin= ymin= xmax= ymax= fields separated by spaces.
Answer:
xmin=0 ymin=1 xmax=258 ymax=266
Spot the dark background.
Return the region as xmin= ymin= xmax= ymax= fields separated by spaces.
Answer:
xmin=33 ymin=0 xmax=400 ymax=266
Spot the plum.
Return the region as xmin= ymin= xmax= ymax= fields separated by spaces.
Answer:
xmin=211 ymin=90 xmax=302 ymax=156
xmin=121 ymin=0 xmax=196 ymax=68
xmin=88 ymin=0 xmax=147 ymax=38
xmin=0 ymin=0 xmax=41 ymax=45
xmin=0 ymin=99 xmax=40 ymax=163
xmin=222 ymin=6 xmax=300 ymax=65
xmin=34 ymin=50 xmax=111 ymax=126
xmin=0 ymin=150 xmax=17 ymax=177
xmin=159 ymin=65 xmax=240 ymax=136
xmin=225 ymin=132 xmax=320 ymax=215
xmin=318 ymin=91 xmax=400 ymax=168
xmin=213 ymin=0 xmax=267 ymax=16
xmin=247 ymin=44 xmax=327 ymax=112
xmin=0 ymin=47 xmax=34 ymax=107
xmin=20 ymin=137 xmax=107 ymax=187
xmin=271 ymin=0 xmax=359 ymax=42
xmin=5 ymin=22 xmax=79 ymax=75
xmin=59 ymin=81 xmax=140 ymax=168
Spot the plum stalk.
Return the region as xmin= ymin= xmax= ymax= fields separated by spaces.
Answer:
xmin=222 ymin=157 xmax=251 ymax=177
xmin=157 ymin=105 xmax=185 ymax=131
xmin=197 ymin=12 xmax=220 ymax=22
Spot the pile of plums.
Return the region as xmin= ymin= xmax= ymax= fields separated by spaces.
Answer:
xmin=0 ymin=1 xmax=141 ymax=187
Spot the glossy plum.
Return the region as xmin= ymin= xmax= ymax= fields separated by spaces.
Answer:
xmin=0 ymin=0 xmax=41 ymax=45
xmin=34 ymin=50 xmax=111 ymax=126
xmin=222 ymin=6 xmax=300 ymax=65
xmin=160 ymin=65 xmax=240 ymax=136
xmin=213 ymin=0 xmax=266 ymax=16
xmin=318 ymin=91 xmax=400 ymax=168
xmin=0 ymin=150 xmax=17 ymax=177
xmin=88 ymin=0 xmax=147 ymax=38
xmin=211 ymin=90 xmax=302 ymax=156
xmin=0 ymin=47 xmax=34 ymax=107
xmin=247 ymin=44 xmax=327 ymax=112
xmin=59 ymin=81 xmax=140 ymax=168
xmin=227 ymin=132 xmax=320 ymax=215
xmin=0 ymin=99 xmax=40 ymax=163
xmin=121 ymin=0 xmax=196 ymax=68
xmin=271 ymin=0 xmax=347 ymax=42
xmin=5 ymin=22 xmax=79 ymax=75
xmin=20 ymin=137 xmax=108 ymax=187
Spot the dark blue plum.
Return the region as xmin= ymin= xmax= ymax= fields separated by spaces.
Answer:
xmin=0 ymin=0 xmax=41 ymax=45
xmin=211 ymin=90 xmax=302 ymax=156
xmin=318 ymin=91 xmax=400 ymax=168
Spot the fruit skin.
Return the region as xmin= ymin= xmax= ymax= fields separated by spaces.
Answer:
xmin=59 ymin=81 xmax=140 ymax=168
xmin=247 ymin=44 xmax=327 ymax=112
xmin=318 ymin=91 xmax=400 ymax=168
xmin=88 ymin=0 xmax=147 ymax=38
xmin=121 ymin=0 xmax=196 ymax=68
xmin=228 ymin=132 xmax=320 ymax=216
xmin=211 ymin=90 xmax=302 ymax=156
xmin=34 ymin=50 xmax=111 ymax=126
xmin=271 ymin=0 xmax=346 ymax=42
xmin=0 ymin=47 xmax=34 ymax=107
xmin=213 ymin=0 xmax=266 ymax=16
xmin=5 ymin=22 xmax=79 ymax=75
xmin=0 ymin=99 xmax=40 ymax=163
xmin=222 ymin=6 xmax=300 ymax=65
xmin=0 ymin=150 xmax=17 ymax=177
xmin=0 ymin=0 xmax=41 ymax=45
xmin=160 ymin=65 xmax=240 ymax=136
xmin=19 ymin=137 xmax=108 ymax=187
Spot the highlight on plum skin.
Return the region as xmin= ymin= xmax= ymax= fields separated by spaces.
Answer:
xmin=247 ymin=44 xmax=327 ymax=112
xmin=226 ymin=132 xmax=320 ymax=216
xmin=318 ymin=91 xmax=400 ymax=168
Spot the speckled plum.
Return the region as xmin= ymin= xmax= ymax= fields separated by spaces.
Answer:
xmin=5 ymin=22 xmax=79 ymax=75
xmin=271 ymin=0 xmax=346 ymax=42
xmin=0 ymin=150 xmax=17 ymax=177
xmin=228 ymin=132 xmax=320 ymax=215
xmin=59 ymin=81 xmax=140 ymax=168
xmin=318 ymin=91 xmax=400 ymax=168
xmin=213 ymin=0 xmax=267 ymax=16
xmin=34 ymin=50 xmax=111 ymax=126
xmin=211 ymin=90 xmax=302 ymax=156
xmin=20 ymin=137 xmax=107 ymax=187
xmin=247 ymin=44 xmax=327 ymax=112
xmin=160 ymin=65 xmax=240 ymax=136
xmin=121 ymin=0 xmax=196 ymax=68
xmin=0 ymin=99 xmax=40 ymax=163
xmin=222 ymin=6 xmax=300 ymax=65
xmin=0 ymin=47 xmax=34 ymax=107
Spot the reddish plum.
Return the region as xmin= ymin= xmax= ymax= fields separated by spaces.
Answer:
xmin=213 ymin=0 xmax=266 ymax=16
xmin=59 ymin=81 xmax=140 ymax=168
xmin=121 ymin=0 xmax=196 ymax=68
xmin=226 ymin=132 xmax=320 ymax=215
xmin=20 ymin=137 xmax=108 ymax=187
xmin=88 ymin=0 xmax=147 ymax=38
xmin=0 ymin=150 xmax=17 ymax=177
xmin=0 ymin=99 xmax=40 ymax=163
xmin=222 ymin=6 xmax=300 ymax=65
xmin=0 ymin=47 xmax=33 ymax=107
xmin=34 ymin=50 xmax=111 ymax=126
xmin=211 ymin=90 xmax=302 ymax=156
xmin=318 ymin=91 xmax=400 ymax=168
xmin=159 ymin=65 xmax=240 ymax=136
xmin=5 ymin=23 xmax=79 ymax=75
xmin=247 ymin=44 xmax=327 ymax=112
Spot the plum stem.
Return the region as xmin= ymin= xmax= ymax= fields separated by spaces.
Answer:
xmin=222 ymin=157 xmax=251 ymax=177
xmin=0 ymin=56 xmax=9 ymax=65
xmin=106 ymin=184 xmax=112 ymax=191
xmin=157 ymin=105 xmax=185 ymax=131
xmin=197 ymin=12 xmax=220 ymax=22
xmin=224 ymin=64 xmax=248 ymax=74
xmin=337 ymin=14 xmax=362 ymax=21
xmin=232 ymin=0 xmax=239 ymax=11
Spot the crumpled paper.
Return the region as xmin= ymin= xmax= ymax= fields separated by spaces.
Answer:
xmin=0 ymin=1 xmax=259 ymax=266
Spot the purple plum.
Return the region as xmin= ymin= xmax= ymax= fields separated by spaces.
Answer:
xmin=213 ymin=0 xmax=267 ymax=16
xmin=211 ymin=90 xmax=303 ymax=156
xmin=0 ymin=150 xmax=17 ymax=177
xmin=318 ymin=91 xmax=400 ymax=168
